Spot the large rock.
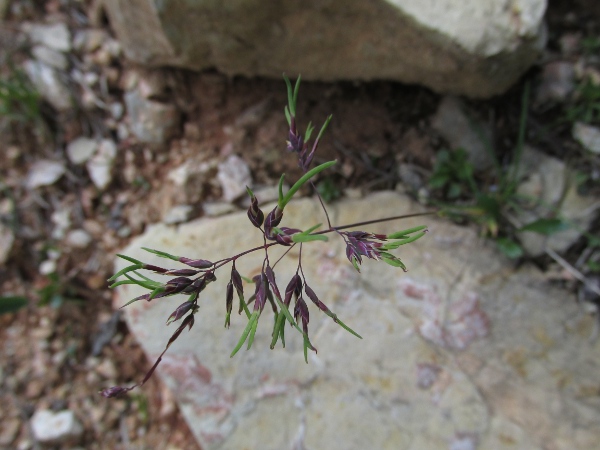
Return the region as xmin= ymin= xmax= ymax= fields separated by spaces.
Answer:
xmin=102 ymin=0 xmax=547 ymax=98
xmin=115 ymin=192 xmax=600 ymax=450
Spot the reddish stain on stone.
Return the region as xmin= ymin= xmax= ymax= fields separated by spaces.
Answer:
xmin=398 ymin=278 xmax=430 ymax=300
xmin=416 ymin=362 xmax=442 ymax=389
xmin=398 ymin=279 xmax=491 ymax=350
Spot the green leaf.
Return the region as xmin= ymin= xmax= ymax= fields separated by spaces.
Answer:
xmin=279 ymin=160 xmax=337 ymax=209
xmin=291 ymin=233 xmax=328 ymax=243
xmin=380 ymin=254 xmax=407 ymax=270
xmin=448 ymin=183 xmax=462 ymax=199
xmin=278 ymin=173 xmax=286 ymax=205
xmin=586 ymin=260 xmax=600 ymax=273
xmin=108 ymin=264 xmax=143 ymax=282
xmin=519 ymin=218 xmax=570 ymax=235
xmin=315 ymin=114 xmax=333 ymax=142
xmin=380 ymin=231 xmax=427 ymax=250
xmin=247 ymin=314 xmax=259 ymax=350
xmin=123 ymin=273 xmax=162 ymax=290
xmin=284 ymin=106 xmax=291 ymax=126
xmin=0 ymin=296 xmax=28 ymax=315
xmin=116 ymin=254 xmax=143 ymax=265
xmin=331 ymin=315 xmax=362 ymax=339
xmin=304 ymin=121 xmax=314 ymax=142
xmin=429 ymin=173 xmax=449 ymax=189
xmin=387 ymin=226 xmax=428 ymax=239
xmin=283 ymin=74 xmax=294 ymax=117
xmin=293 ymin=75 xmax=301 ymax=107
xmin=270 ymin=313 xmax=286 ymax=349
xmin=141 ymin=247 xmax=180 ymax=261
xmin=230 ymin=312 xmax=259 ymax=357
xmin=496 ymin=237 xmax=524 ymax=259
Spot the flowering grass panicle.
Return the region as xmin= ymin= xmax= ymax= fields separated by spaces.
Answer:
xmin=100 ymin=75 xmax=429 ymax=398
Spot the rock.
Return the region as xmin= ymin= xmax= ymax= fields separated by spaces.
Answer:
xmin=67 ymin=137 xmax=97 ymax=164
xmin=23 ymin=60 xmax=72 ymax=111
xmin=31 ymin=45 xmax=68 ymax=70
xmin=51 ymin=208 xmax=71 ymax=240
xmin=116 ymin=192 xmax=600 ymax=450
xmin=0 ymin=223 xmax=14 ymax=265
xmin=31 ymin=409 xmax=83 ymax=445
xmin=217 ymin=155 xmax=252 ymax=202
xmin=103 ymin=0 xmax=546 ymax=97
xmin=516 ymin=147 xmax=598 ymax=256
xmin=65 ymin=229 xmax=92 ymax=248
xmin=24 ymin=22 xmax=71 ymax=52
xmin=26 ymin=159 xmax=65 ymax=189
xmin=202 ymin=202 xmax=237 ymax=217
xmin=251 ymin=184 xmax=287 ymax=205
xmin=39 ymin=259 xmax=56 ymax=275
xmin=72 ymin=28 xmax=109 ymax=53
xmin=430 ymin=97 xmax=494 ymax=171
xmin=573 ymin=122 xmax=600 ymax=154
xmin=535 ymin=61 xmax=575 ymax=104
xmin=124 ymin=89 xmax=181 ymax=145
xmin=162 ymin=205 xmax=194 ymax=225
xmin=109 ymin=102 xmax=124 ymax=120
xmin=87 ymin=139 xmax=117 ymax=190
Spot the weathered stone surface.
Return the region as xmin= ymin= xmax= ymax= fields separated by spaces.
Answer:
xmin=573 ymin=122 xmax=600 ymax=154
xmin=30 ymin=409 xmax=83 ymax=445
xmin=430 ymin=96 xmax=494 ymax=171
xmin=102 ymin=0 xmax=547 ymax=98
xmin=116 ymin=192 xmax=600 ymax=450
xmin=124 ymin=88 xmax=181 ymax=145
xmin=516 ymin=147 xmax=598 ymax=256
xmin=26 ymin=159 xmax=65 ymax=189
xmin=23 ymin=60 xmax=72 ymax=111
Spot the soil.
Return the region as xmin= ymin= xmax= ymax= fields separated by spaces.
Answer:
xmin=0 ymin=1 xmax=599 ymax=449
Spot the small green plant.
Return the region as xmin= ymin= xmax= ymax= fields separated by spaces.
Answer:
xmin=581 ymin=36 xmax=600 ymax=56
xmin=0 ymin=66 xmax=40 ymax=124
xmin=429 ymin=148 xmax=476 ymax=199
xmin=100 ymin=75 xmax=430 ymax=398
xmin=316 ymin=176 xmax=342 ymax=203
xmin=0 ymin=296 xmax=28 ymax=315
xmin=565 ymin=79 xmax=600 ymax=125
xmin=430 ymin=83 xmax=571 ymax=258
xmin=37 ymin=273 xmax=82 ymax=308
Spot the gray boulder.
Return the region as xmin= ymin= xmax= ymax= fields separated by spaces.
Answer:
xmin=102 ymin=0 xmax=547 ymax=98
xmin=115 ymin=192 xmax=600 ymax=450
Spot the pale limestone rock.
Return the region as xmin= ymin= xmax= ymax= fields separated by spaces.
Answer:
xmin=67 ymin=137 xmax=97 ymax=165
xmin=124 ymin=88 xmax=181 ymax=145
xmin=31 ymin=45 xmax=68 ymax=70
xmin=102 ymin=0 xmax=547 ymax=98
xmin=65 ymin=229 xmax=92 ymax=248
xmin=0 ymin=223 xmax=14 ymax=265
xmin=25 ymin=159 xmax=65 ymax=189
xmin=25 ymin=22 xmax=71 ymax=52
xmin=86 ymin=139 xmax=117 ymax=190
xmin=516 ymin=147 xmax=598 ymax=256
xmin=162 ymin=205 xmax=193 ymax=225
xmin=217 ymin=155 xmax=252 ymax=202
xmin=31 ymin=409 xmax=83 ymax=444
xmin=116 ymin=192 xmax=600 ymax=450
xmin=573 ymin=122 xmax=600 ymax=154
xmin=23 ymin=60 xmax=72 ymax=111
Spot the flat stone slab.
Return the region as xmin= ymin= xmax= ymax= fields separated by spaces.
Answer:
xmin=115 ymin=192 xmax=600 ymax=450
xmin=103 ymin=0 xmax=546 ymax=97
